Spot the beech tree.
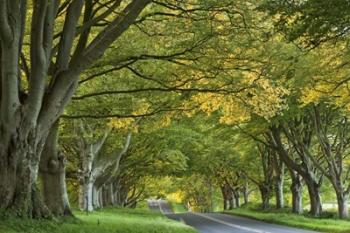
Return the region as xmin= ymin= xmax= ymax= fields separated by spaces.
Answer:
xmin=0 ymin=0 xmax=151 ymax=218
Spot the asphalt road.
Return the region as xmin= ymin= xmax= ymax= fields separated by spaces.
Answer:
xmin=147 ymin=200 xmax=319 ymax=233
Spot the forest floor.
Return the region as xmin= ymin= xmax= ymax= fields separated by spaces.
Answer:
xmin=0 ymin=208 xmax=197 ymax=233
xmin=225 ymin=204 xmax=350 ymax=233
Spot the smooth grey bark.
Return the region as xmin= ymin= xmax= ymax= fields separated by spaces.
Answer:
xmin=269 ymin=125 xmax=323 ymax=217
xmin=102 ymin=184 xmax=112 ymax=206
xmin=246 ymin=144 xmax=273 ymax=210
xmin=92 ymin=185 xmax=101 ymax=210
xmin=78 ymin=126 xmax=109 ymax=212
xmin=336 ymin=193 xmax=349 ymax=219
xmin=93 ymin=131 xmax=132 ymax=190
xmin=259 ymin=184 xmax=271 ymax=210
xmin=221 ymin=184 xmax=233 ymax=210
xmin=290 ymin=169 xmax=303 ymax=214
xmin=40 ymin=121 xmax=72 ymax=216
xmin=272 ymin=152 xmax=285 ymax=209
xmin=305 ymin=178 xmax=322 ymax=217
xmin=233 ymin=189 xmax=240 ymax=208
xmin=106 ymin=183 xmax=115 ymax=206
xmin=83 ymin=181 xmax=94 ymax=212
xmin=275 ymin=179 xmax=284 ymax=209
xmin=78 ymin=128 xmax=132 ymax=212
xmin=311 ymin=106 xmax=350 ymax=219
xmin=242 ymin=180 xmax=250 ymax=205
xmin=0 ymin=0 xmax=151 ymax=218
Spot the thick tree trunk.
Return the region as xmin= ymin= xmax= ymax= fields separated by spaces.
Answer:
xmin=234 ymin=190 xmax=240 ymax=208
xmin=83 ymin=181 xmax=94 ymax=212
xmin=223 ymin=199 xmax=228 ymax=210
xmin=228 ymin=197 xmax=235 ymax=210
xmin=102 ymin=185 xmax=109 ymax=206
xmin=99 ymin=188 xmax=104 ymax=209
xmin=221 ymin=186 xmax=229 ymax=210
xmin=0 ymin=132 xmax=50 ymax=218
xmin=92 ymin=185 xmax=101 ymax=209
xmin=243 ymin=182 xmax=249 ymax=205
xmin=275 ymin=178 xmax=284 ymax=209
xmin=290 ymin=180 xmax=303 ymax=214
xmin=107 ymin=183 xmax=115 ymax=205
xmin=305 ymin=179 xmax=322 ymax=217
xmin=40 ymin=121 xmax=72 ymax=216
xmin=272 ymin=151 xmax=285 ymax=209
xmin=290 ymin=171 xmax=303 ymax=214
xmin=259 ymin=185 xmax=270 ymax=210
xmin=0 ymin=0 xmax=151 ymax=219
xmin=335 ymin=191 xmax=349 ymax=219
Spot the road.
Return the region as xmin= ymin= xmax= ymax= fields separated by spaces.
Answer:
xmin=147 ymin=200 xmax=319 ymax=233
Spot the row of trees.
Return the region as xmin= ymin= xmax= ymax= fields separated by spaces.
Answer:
xmin=168 ymin=104 xmax=350 ymax=219
xmin=0 ymin=0 xmax=247 ymax=218
xmin=169 ymin=0 xmax=350 ymax=220
xmin=2 ymin=0 xmax=350 ymax=222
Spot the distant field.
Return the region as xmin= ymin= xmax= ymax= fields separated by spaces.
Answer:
xmin=0 ymin=208 xmax=197 ymax=233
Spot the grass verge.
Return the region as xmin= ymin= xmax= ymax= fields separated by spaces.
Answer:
xmin=169 ymin=202 xmax=188 ymax=213
xmin=0 ymin=208 xmax=197 ymax=233
xmin=225 ymin=205 xmax=350 ymax=233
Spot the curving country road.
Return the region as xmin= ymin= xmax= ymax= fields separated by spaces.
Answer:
xmin=147 ymin=200 xmax=319 ymax=233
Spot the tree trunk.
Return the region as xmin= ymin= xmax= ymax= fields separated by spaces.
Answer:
xmin=79 ymin=184 xmax=84 ymax=210
xmin=234 ymin=190 xmax=240 ymax=208
xmin=83 ymin=181 xmax=94 ymax=212
xmin=259 ymin=185 xmax=270 ymax=210
xmin=92 ymin=186 xmax=100 ymax=209
xmin=305 ymin=179 xmax=322 ymax=217
xmin=243 ymin=182 xmax=249 ymax=205
xmin=0 ymin=0 xmax=151 ymax=219
xmin=228 ymin=197 xmax=235 ymax=210
xmin=336 ymin=191 xmax=349 ymax=219
xmin=221 ymin=186 xmax=229 ymax=210
xmin=275 ymin=178 xmax=284 ymax=209
xmin=107 ymin=183 xmax=115 ymax=206
xmin=99 ymin=188 xmax=104 ymax=208
xmin=290 ymin=171 xmax=303 ymax=214
xmin=0 ymin=132 xmax=50 ymax=218
xmin=291 ymin=184 xmax=303 ymax=214
xmin=103 ymin=185 xmax=109 ymax=206
xmin=40 ymin=121 xmax=72 ymax=216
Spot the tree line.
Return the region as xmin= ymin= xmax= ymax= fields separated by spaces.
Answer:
xmin=1 ymin=0 xmax=350 ymax=222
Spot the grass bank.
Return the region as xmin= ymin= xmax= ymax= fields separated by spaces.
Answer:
xmin=225 ymin=205 xmax=350 ymax=233
xmin=169 ymin=202 xmax=188 ymax=213
xmin=0 ymin=208 xmax=197 ymax=233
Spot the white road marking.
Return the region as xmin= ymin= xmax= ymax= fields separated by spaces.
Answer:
xmin=192 ymin=212 xmax=273 ymax=233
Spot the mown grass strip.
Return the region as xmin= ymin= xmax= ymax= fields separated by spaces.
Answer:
xmin=0 ymin=208 xmax=197 ymax=233
xmin=225 ymin=206 xmax=350 ymax=233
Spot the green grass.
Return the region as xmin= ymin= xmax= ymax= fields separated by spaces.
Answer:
xmin=0 ymin=208 xmax=197 ymax=233
xmin=225 ymin=204 xmax=350 ymax=233
xmin=169 ymin=202 xmax=188 ymax=213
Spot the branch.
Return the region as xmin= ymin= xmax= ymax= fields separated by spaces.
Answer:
xmin=55 ymin=0 xmax=84 ymax=72
xmin=25 ymin=0 xmax=53 ymax=129
xmin=72 ymin=86 xmax=246 ymax=101
xmin=61 ymin=106 xmax=192 ymax=119
xmin=38 ymin=0 xmax=151 ymax=134
xmin=75 ymin=0 xmax=152 ymax=72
